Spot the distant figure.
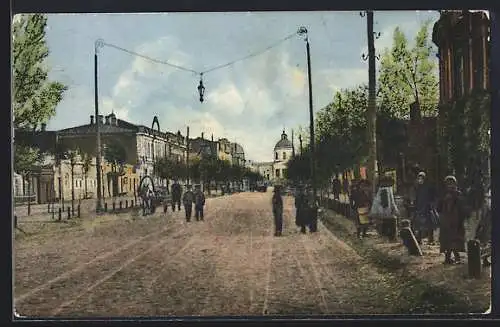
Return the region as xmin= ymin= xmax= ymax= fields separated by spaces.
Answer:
xmin=182 ymin=185 xmax=195 ymax=222
xmin=437 ymin=175 xmax=469 ymax=264
xmin=272 ymin=185 xmax=284 ymax=237
xmin=352 ymin=179 xmax=372 ymax=239
xmin=332 ymin=176 xmax=341 ymax=200
xmin=171 ymin=180 xmax=182 ymax=212
xmin=194 ymin=184 xmax=206 ymax=221
xmin=294 ymin=184 xmax=308 ymax=234
xmin=413 ymin=171 xmax=437 ymax=245
xmin=343 ymin=177 xmax=350 ymax=200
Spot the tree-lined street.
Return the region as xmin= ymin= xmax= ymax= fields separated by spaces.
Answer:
xmin=15 ymin=191 xmax=404 ymax=316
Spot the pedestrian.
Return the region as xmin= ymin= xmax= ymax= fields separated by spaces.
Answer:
xmin=332 ymin=176 xmax=341 ymax=200
xmin=370 ymin=174 xmax=399 ymax=239
xmin=343 ymin=176 xmax=350 ymax=201
xmin=294 ymin=183 xmax=308 ymax=234
xmin=182 ymin=184 xmax=195 ymax=222
xmin=171 ymin=180 xmax=182 ymax=212
xmin=412 ymin=171 xmax=437 ymax=245
xmin=194 ymin=184 xmax=205 ymax=221
xmin=352 ymin=179 xmax=372 ymax=239
xmin=272 ymin=185 xmax=284 ymax=236
xmin=436 ymin=175 xmax=469 ymax=264
xmin=306 ymin=185 xmax=319 ymax=233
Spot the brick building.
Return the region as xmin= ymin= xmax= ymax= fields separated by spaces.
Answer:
xmin=432 ymin=10 xmax=490 ymax=192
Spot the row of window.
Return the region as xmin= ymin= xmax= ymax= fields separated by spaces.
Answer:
xmin=274 ymin=169 xmax=287 ymax=179
xmin=275 ymin=152 xmax=288 ymax=160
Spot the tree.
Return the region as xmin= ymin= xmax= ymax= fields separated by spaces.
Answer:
xmin=81 ymin=152 xmax=93 ymax=199
xmin=103 ymin=141 xmax=127 ymax=196
xmin=378 ymin=20 xmax=439 ymax=119
xmin=12 ymin=14 xmax=67 ymax=130
xmin=14 ymin=145 xmax=42 ymax=214
xmin=66 ymin=148 xmax=80 ymax=214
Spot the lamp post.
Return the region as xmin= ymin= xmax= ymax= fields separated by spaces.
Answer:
xmin=297 ymin=26 xmax=317 ymax=201
xmin=94 ymin=39 xmax=104 ymax=213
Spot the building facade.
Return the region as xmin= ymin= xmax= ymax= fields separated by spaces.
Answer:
xmin=272 ymin=130 xmax=294 ymax=181
xmin=432 ymin=10 xmax=490 ymax=191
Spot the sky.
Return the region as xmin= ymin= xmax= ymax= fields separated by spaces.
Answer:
xmin=38 ymin=11 xmax=440 ymax=162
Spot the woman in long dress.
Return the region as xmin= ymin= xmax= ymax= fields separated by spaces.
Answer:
xmin=437 ymin=175 xmax=469 ymax=264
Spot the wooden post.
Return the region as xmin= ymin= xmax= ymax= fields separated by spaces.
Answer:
xmin=125 ymin=200 xmax=128 ymax=208
xmin=58 ymin=208 xmax=62 ymax=221
xmin=467 ymin=239 xmax=482 ymax=278
xmin=112 ymin=202 xmax=116 ymax=212
xmin=67 ymin=206 xmax=71 ymax=219
xmin=77 ymin=204 xmax=81 ymax=218
xmin=104 ymin=202 xmax=108 ymax=212
xmin=119 ymin=201 xmax=123 ymax=210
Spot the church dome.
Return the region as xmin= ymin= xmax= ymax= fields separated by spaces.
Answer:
xmin=274 ymin=130 xmax=293 ymax=150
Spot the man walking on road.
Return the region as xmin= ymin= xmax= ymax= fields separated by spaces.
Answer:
xmin=272 ymin=185 xmax=284 ymax=236
xmin=171 ymin=180 xmax=182 ymax=212
xmin=194 ymin=184 xmax=206 ymax=221
xmin=182 ymin=185 xmax=194 ymax=222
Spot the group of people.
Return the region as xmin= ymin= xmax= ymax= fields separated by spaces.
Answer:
xmin=271 ymin=184 xmax=319 ymax=237
xmin=348 ymin=170 xmax=490 ymax=265
xmin=140 ymin=181 xmax=206 ymax=222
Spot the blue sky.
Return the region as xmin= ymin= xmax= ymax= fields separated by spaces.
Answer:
xmin=37 ymin=11 xmax=439 ymax=162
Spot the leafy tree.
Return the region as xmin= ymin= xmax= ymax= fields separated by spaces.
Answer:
xmin=14 ymin=145 xmax=42 ymax=214
xmin=103 ymin=141 xmax=127 ymax=173
xmin=81 ymin=152 xmax=93 ymax=199
xmin=12 ymin=14 xmax=67 ymax=130
xmin=66 ymin=148 xmax=80 ymax=213
xmin=378 ymin=20 xmax=439 ymax=118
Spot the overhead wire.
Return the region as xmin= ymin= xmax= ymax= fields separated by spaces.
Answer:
xmin=98 ymin=30 xmax=299 ymax=77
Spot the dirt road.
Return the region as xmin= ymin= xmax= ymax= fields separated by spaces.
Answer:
xmin=14 ymin=191 xmax=399 ymax=317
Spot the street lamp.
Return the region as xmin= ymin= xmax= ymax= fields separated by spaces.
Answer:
xmin=297 ymin=26 xmax=317 ymax=201
xmin=94 ymin=39 xmax=105 ymax=213
xmin=198 ymin=73 xmax=205 ymax=103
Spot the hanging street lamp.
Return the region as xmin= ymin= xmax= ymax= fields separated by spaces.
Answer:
xmin=198 ymin=73 xmax=205 ymax=103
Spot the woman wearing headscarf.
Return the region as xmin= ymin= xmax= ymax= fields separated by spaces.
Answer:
xmin=437 ymin=175 xmax=469 ymax=264
xmin=272 ymin=185 xmax=284 ymax=236
xmin=352 ymin=179 xmax=372 ymax=239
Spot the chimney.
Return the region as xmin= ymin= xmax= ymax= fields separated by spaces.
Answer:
xmin=41 ymin=123 xmax=46 ymax=132
xmin=90 ymin=115 xmax=94 ymax=125
xmin=105 ymin=115 xmax=110 ymax=125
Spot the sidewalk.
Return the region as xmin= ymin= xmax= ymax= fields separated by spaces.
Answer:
xmin=320 ymin=206 xmax=490 ymax=313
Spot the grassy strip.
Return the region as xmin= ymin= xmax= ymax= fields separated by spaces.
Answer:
xmin=320 ymin=210 xmax=480 ymax=314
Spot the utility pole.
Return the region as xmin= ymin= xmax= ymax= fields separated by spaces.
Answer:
xmin=366 ymin=11 xmax=378 ymax=195
xmin=298 ymin=26 xmax=317 ymax=201
xmin=94 ymin=40 xmax=103 ymax=213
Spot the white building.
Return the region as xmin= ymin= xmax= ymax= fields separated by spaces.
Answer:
xmin=250 ymin=130 xmax=295 ymax=183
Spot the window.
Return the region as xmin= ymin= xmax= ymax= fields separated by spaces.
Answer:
xmin=282 ymin=169 xmax=287 ymax=178
xmin=275 ymin=152 xmax=278 ymax=160
xmin=275 ymin=169 xmax=280 ymax=178
xmin=283 ymin=152 xmax=286 ymax=160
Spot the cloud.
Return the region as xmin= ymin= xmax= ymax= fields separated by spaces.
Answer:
xmin=46 ymin=13 xmax=438 ymax=162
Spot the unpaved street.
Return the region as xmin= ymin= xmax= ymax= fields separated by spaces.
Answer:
xmin=15 ymin=191 xmax=397 ymax=317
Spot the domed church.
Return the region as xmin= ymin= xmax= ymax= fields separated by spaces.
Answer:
xmin=272 ymin=130 xmax=295 ymax=181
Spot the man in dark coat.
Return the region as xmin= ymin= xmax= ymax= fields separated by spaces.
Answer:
xmin=332 ymin=176 xmax=341 ymax=200
xmin=413 ymin=171 xmax=437 ymax=244
xmin=294 ymin=184 xmax=308 ymax=234
xmin=194 ymin=184 xmax=206 ymax=221
xmin=437 ymin=175 xmax=469 ymax=264
xmin=272 ymin=185 xmax=284 ymax=236
xmin=182 ymin=185 xmax=195 ymax=222
xmin=171 ymin=180 xmax=182 ymax=212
